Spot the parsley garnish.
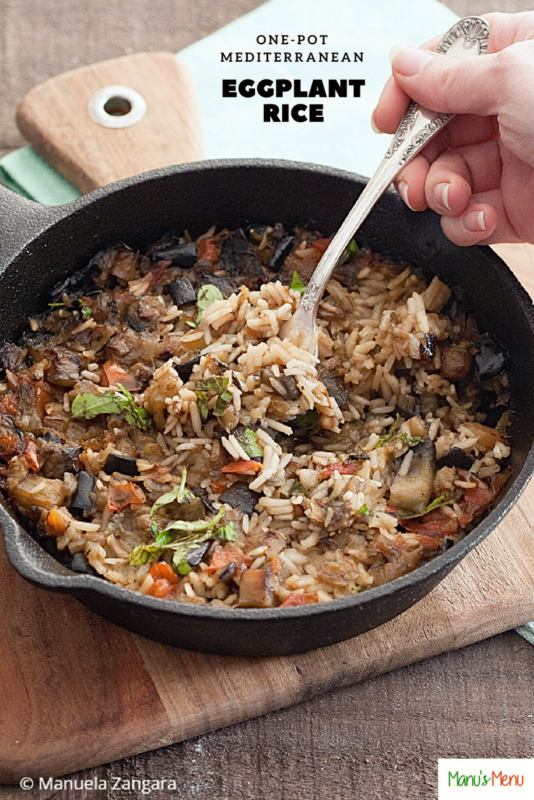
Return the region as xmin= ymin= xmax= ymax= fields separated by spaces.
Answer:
xmin=187 ymin=284 xmax=225 ymax=327
xmin=129 ymin=511 xmax=236 ymax=571
xmin=71 ymin=384 xmax=150 ymax=430
xmin=48 ymin=297 xmax=92 ymax=318
xmin=375 ymin=414 xmax=425 ymax=449
xmin=236 ymin=428 xmax=263 ymax=460
xmin=194 ymin=376 xmax=233 ymax=419
xmin=397 ymin=495 xmax=454 ymax=520
xmin=290 ymin=271 xmax=306 ymax=295
xmin=150 ymin=468 xmax=195 ymax=517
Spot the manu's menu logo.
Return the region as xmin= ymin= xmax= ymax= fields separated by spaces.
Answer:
xmin=448 ymin=770 xmax=524 ymax=788
xmin=438 ymin=760 xmax=532 ymax=798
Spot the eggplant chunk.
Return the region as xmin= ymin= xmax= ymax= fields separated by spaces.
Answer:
xmin=70 ymin=551 xmax=99 ymax=576
xmin=40 ymin=440 xmax=83 ymax=479
xmin=45 ymin=350 xmax=81 ymax=387
xmin=269 ymin=236 xmax=295 ymax=271
xmin=151 ymin=242 xmax=197 ymax=268
xmin=436 ymin=447 xmax=474 ymax=471
xmin=70 ymin=471 xmax=95 ymax=511
xmin=175 ymin=355 xmax=201 ymax=382
xmin=219 ymin=481 xmax=259 ymax=515
xmin=389 ymin=439 xmax=436 ymax=517
xmin=238 ymin=568 xmax=275 ymax=608
xmin=440 ymin=345 xmax=472 ymax=382
xmin=219 ymin=229 xmax=266 ymax=284
xmin=320 ymin=371 xmax=348 ymax=407
xmin=186 ymin=540 xmax=211 ymax=567
xmin=475 ymin=336 xmax=506 ymax=380
xmin=167 ymin=276 xmax=196 ymax=307
xmin=104 ymin=453 xmax=138 ymax=476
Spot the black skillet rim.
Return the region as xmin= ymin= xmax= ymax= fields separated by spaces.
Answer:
xmin=2 ymin=157 xmax=534 ymax=623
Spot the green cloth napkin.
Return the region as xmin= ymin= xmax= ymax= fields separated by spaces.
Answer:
xmin=0 ymin=146 xmax=80 ymax=204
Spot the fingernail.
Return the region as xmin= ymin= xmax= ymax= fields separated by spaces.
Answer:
xmin=390 ymin=45 xmax=434 ymax=76
xmin=436 ymin=182 xmax=451 ymax=211
xmin=397 ymin=180 xmax=415 ymax=211
xmin=371 ymin=113 xmax=384 ymax=134
xmin=464 ymin=209 xmax=486 ymax=232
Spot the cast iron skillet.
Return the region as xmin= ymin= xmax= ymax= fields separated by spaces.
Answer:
xmin=1 ymin=159 xmax=534 ymax=657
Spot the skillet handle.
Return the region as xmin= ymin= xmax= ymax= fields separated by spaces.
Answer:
xmin=16 ymin=52 xmax=204 ymax=193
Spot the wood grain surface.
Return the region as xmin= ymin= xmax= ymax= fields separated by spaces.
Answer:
xmin=0 ymin=0 xmax=533 ymax=798
xmin=16 ymin=53 xmax=204 ymax=191
xmin=1 ymin=451 xmax=534 ymax=783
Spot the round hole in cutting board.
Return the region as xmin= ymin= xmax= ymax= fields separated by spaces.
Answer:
xmin=88 ymin=84 xmax=147 ymax=129
xmin=103 ymin=96 xmax=132 ymax=116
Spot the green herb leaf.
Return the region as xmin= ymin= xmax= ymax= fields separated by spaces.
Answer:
xmin=71 ymin=385 xmax=150 ymax=430
xmin=129 ymin=543 xmax=165 ymax=566
xmin=358 ymin=503 xmax=375 ymax=516
xmin=78 ymin=299 xmax=93 ymax=319
xmin=375 ymin=415 xmax=424 ymax=449
xmin=342 ymin=239 xmax=359 ymax=262
xmin=214 ymin=389 xmax=233 ymax=417
xmin=71 ymin=392 xmax=122 ymax=420
xmin=399 ymin=433 xmax=425 ymax=448
xmin=194 ymin=377 xmax=233 ymax=419
xmin=175 ymin=559 xmax=192 ymax=575
xmin=214 ymin=522 xmax=236 ymax=541
xmin=290 ymin=480 xmax=307 ymax=496
xmin=398 ymin=494 xmax=455 ymax=520
xmin=290 ymin=271 xmax=306 ymax=295
xmin=194 ymin=284 xmax=224 ymax=326
xmin=163 ymin=507 xmax=224 ymax=534
xmin=48 ymin=297 xmax=92 ymax=318
xmin=150 ymin=469 xmax=196 ymax=517
xmin=130 ymin=507 xmax=229 ymax=569
xmin=114 ymin=384 xmax=150 ymax=431
xmin=195 ymin=390 xmax=209 ymax=420
xmin=196 ymin=377 xmax=229 ymax=393
xmin=236 ymin=428 xmax=263 ymax=460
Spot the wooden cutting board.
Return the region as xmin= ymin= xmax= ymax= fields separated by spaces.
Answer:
xmin=1 ymin=56 xmax=534 ymax=783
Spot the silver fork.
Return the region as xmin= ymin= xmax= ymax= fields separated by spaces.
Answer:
xmin=280 ymin=16 xmax=490 ymax=355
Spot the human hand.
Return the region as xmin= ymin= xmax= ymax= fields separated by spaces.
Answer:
xmin=373 ymin=12 xmax=534 ymax=246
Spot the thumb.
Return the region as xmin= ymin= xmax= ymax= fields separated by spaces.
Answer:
xmin=389 ymin=45 xmax=505 ymax=117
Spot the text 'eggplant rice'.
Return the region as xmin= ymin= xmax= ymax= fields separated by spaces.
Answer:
xmin=0 ymin=223 xmax=511 ymax=608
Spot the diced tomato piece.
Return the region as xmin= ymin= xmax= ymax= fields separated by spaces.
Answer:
xmin=24 ymin=438 xmax=40 ymax=471
xmin=311 ymin=238 xmax=332 ymax=255
xmin=197 ymin=238 xmax=219 ymax=265
xmin=35 ymin=381 xmax=53 ymax=417
xmin=221 ymin=460 xmax=263 ymax=474
xmin=0 ymin=393 xmax=17 ymax=416
xmin=319 ymin=462 xmax=360 ymax=480
xmin=45 ymin=508 xmax=69 ymax=537
xmin=280 ymin=592 xmax=319 ymax=607
xmin=101 ymin=360 xmax=139 ymax=391
xmin=148 ymin=578 xmax=175 ymax=599
xmin=0 ymin=433 xmax=22 ymax=460
xmin=402 ymin=509 xmax=459 ymax=537
xmin=149 ymin=562 xmax=179 ymax=584
xmin=107 ymin=482 xmax=146 ymax=512
xmin=206 ymin=550 xmax=253 ymax=574
xmin=457 ymin=473 xmax=492 ymax=528
xmin=147 ymin=259 xmax=171 ymax=290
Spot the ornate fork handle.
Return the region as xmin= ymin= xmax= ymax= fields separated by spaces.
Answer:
xmin=298 ymin=17 xmax=490 ymax=319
